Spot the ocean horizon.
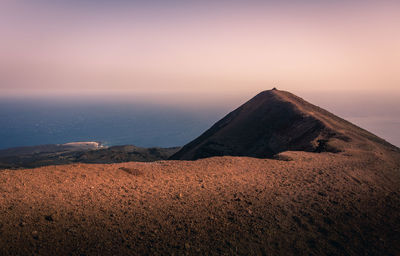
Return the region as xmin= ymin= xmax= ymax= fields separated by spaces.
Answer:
xmin=1 ymin=93 xmax=399 ymax=150
xmin=0 ymin=98 xmax=230 ymax=150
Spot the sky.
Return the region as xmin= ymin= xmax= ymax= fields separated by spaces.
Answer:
xmin=0 ymin=0 xmax=399 ymax=103
xmin=0 ymin=1 xmax=399 ymax=147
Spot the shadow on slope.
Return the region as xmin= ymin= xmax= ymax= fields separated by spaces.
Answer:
xmin=171 ymin=89 xmax=398 ymax=160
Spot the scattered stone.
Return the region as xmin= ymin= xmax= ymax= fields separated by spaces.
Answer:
xmin=119 ymin=167 xmax=143 ymax=176
xmin=185 ymin=242 xmax=190 ymax=250
xmin=32 ymin=230 xmax=39 ymax=240
xmin=44 ymin=215 xmax=54 ymax=222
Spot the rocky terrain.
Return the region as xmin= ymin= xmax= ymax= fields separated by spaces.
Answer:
xmin=171 ymin=89 xmax=395 ymax=160
xmin=0 ymin=89 xmax=399 ymax=255
xmin=1 ymin=148 xmax=399 ymax=255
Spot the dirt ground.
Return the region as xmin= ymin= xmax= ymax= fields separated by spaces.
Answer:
xmin=1 ymin=149 xmax=399 ymax=255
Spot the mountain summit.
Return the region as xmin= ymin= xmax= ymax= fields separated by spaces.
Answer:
xmin=171 ymin=89 xmax=396 ymax=160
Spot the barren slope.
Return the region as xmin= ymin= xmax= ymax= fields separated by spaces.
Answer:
xmin=0 ymin=148 xmax=399 ymax=255
xmin=171 ymin=89 xmax=397 ymax=160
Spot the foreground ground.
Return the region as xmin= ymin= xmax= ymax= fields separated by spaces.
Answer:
xmin=0 ymin=149 xmax=399 ymax=255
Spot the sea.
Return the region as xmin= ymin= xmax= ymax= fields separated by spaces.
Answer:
xmin=0 ymin=93 xmax=399 ymax=150
xmin=0 ymin=98 xmax=230 ymax=150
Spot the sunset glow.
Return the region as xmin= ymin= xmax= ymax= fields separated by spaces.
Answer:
xmin=1 ymin=1 xmax=399 ymax=100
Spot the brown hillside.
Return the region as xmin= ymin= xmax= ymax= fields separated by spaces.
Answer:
xmin=171 ymin=89 xmax=397 ymax=160
xmin=0 ymin=149 xmax=399 ymax=255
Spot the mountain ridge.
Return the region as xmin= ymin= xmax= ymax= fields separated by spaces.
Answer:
xmin=171 ymin=89 xmax=398 ymax=160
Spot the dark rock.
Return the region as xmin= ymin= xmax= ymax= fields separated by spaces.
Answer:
xmin=44 ymin=215 xmax=54 ymax=222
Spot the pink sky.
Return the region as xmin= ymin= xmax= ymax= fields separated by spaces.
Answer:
xmin=1 ymin=1 xmax=399 ymax=102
